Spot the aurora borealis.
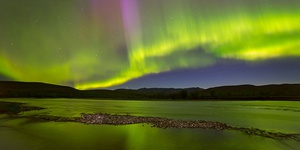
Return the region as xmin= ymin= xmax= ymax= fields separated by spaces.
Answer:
xmin=1 ymin=0 xmax=300 ymax=90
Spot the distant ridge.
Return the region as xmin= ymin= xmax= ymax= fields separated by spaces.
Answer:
xmin=0 ymin=81 xmax=299 ymax=100
xmin=0 ymin=81 xmax=78 ymax=98
xmin=0 ymin=81 xmax=76 ymax=90
xmin=204 ymin=84 xmax=300 ymax=100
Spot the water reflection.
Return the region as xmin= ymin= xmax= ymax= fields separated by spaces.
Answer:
xmin=1 ymin=119 xmax=298 ymax=150
xmin=1 ymin=99 xmax=300 ymax=150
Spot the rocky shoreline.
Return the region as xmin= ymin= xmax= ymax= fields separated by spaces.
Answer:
xmin=77 ymin=113 xmax=228 ymax=130
xmin=1 ymin=101 xmax=299 ymax=142
xmin=30 ymin=113 xmax=300 ymax=142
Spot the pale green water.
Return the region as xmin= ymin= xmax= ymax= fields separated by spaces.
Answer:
xmin=1 ymin=98 xmax=300 ymax=150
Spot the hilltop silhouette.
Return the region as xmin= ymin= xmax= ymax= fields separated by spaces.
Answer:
xmin=0 ymin=81 xmax=299 ymax=100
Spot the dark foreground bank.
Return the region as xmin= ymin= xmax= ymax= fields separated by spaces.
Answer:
xmin=0 ymin=101 xmax=44 ymax=115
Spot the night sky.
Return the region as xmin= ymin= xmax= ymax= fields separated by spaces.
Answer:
xmin=1 ymin=0 xmax=300 ymax=90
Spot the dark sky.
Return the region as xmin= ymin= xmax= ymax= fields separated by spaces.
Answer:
xmin=0 ymin=0 xmax=300 ymax=89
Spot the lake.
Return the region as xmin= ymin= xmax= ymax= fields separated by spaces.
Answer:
xmin=1 ymin=98 xmax=300 ymax=150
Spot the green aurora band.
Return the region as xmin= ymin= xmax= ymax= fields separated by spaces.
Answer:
xmin=0 ymin=0 xmax=300 ymax=89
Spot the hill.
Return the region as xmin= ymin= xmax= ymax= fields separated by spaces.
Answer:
xmin=201 ymin=84 xmax=300 ymax=100
xmin=0 ymin=81 xmax=79 ymax=98
xmin=0 ymin=81 xmax=299 ymax=100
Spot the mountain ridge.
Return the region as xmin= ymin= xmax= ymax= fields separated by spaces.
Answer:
xmin=0 ymin=81 xmax=299 ymax=100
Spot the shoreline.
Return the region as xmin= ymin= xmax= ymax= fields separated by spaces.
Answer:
xmin=27 ymin=113 xmax=300 ymax=142
xmin=1 ymin=101 xmax=300 ymax=142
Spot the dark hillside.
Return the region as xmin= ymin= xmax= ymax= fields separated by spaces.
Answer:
xmin=0 ymin=81 xmax=299 ymax=100
xmin=0 ymin=81 xmax=78 ymax=98
xmin=201 ymin=84 xmax=300 ymax=100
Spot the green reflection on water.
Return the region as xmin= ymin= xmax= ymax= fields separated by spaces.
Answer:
xmin=1 ymin=99 xmax=300 ymax=149
xmin=1 ymin=119 xmax=298 ymax=150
